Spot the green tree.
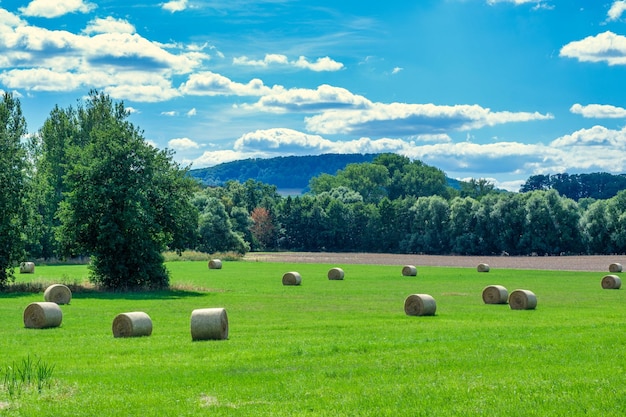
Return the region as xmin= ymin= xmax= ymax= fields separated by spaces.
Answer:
xmin=194 ymin=195 xmax=249 ymax=254
xmin=0 ymin=93 xmax=28 ymax=287
xmin=57 ymin=92 xmax=198 ymax=290
xmin=27 ymin=106 xmax=80 ymax=259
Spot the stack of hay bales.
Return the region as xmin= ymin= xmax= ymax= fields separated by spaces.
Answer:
xmin=482 ymin=285 xmax=508 ymax=304
xmin=402 ymin=265 xmax=417 ymax=276
xmin=23 ymin=302 xmax=62 ymax=329
xmin=44 ymin=284 xmax=72 ymax=305
xmin=191 ymin=308 xmax=229 ymax=341
xmin=601 ymin=274 xmax=622 ymax=290
xmin=327 ymin=267 xmax=344 ymax=280
xmin=112 ymin=312 xmax=153 ymax=338
xmin=404 ymin=294 xmax=437 ymax=316
xmin=508 ymin=289 xmax=537 ymax=310
xmin=19 ymin=262 xmax=35 ymax=274
xmin=282 ymin=271 xmax=302 ymax=286
xmin=208 ymin=259 xmax=222 ymax=270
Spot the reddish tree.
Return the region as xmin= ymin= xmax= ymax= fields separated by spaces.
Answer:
xmin=250 ymin=207 xmax=275 ymax=249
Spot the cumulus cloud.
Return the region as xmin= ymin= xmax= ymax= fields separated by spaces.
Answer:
xmin=608 ymin=1 xmax=626 ymax=21
xmin=187 ymin=108 xmax=197 ymax=116
xmin=245 ymin=84 xmax=371 ymax=113
xmin=20 ymin=0 xmax=96 ymax=18
xmin=560 ymin=31 xmax=626 ymax=66
xmin=83 ymin=17 xmax=136 ymax=35
xmin=179 ymin=71 xmax=276 ymax=96
xmin=162 ymin=0 xmax=188 ymax=12
xmin=233 ymin=54 xmax=343 ymax=71
xmin=304 ymin=102 xmax=553 ymax=136
xmin=168 ymin=137 xmax=201 ymax=150
xmin=570 ymin=103 xmax=626 ymax=118
xmin=392 ymin=67 xmax=403 ymax=75
xmin=0 ymin=8 xmax=207 ymax=101
xmin=550 ymin=125 xmax=626 ymax=148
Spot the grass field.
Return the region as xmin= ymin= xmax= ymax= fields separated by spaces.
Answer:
xmin=1 ymin=260 xmax=625 ymax=416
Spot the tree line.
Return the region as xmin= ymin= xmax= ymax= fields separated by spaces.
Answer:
xmin=2 ymin=91 xmax=626 ymax=290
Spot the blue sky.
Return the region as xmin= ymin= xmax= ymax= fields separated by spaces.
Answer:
xmin=1 ymin=0 xmax=626 ymax=191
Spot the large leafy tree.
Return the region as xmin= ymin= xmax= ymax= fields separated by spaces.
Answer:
xmin=0 ymin=93 xmax=28 ymax=287
xmin=57 ymin=92 xmax=198 ymax=290
xmin=27 ymin=105 xmax=80 ymax=259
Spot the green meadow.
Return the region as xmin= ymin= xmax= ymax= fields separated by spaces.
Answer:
xmin=1 ymin=260 xmax=625 ymax=416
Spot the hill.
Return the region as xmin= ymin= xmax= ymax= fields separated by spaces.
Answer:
xmin=189 ymin=154 xmax=379 ymax=193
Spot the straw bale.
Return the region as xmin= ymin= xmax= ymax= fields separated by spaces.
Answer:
xmin=402 ymin=265 xmax=417 ymax=276
xmin=482 ymin=285 xmax=508 ymax=304
xmin=328 ymin=267 xmax=344 ymax=280
xmin=112 ymin=312 xmax=153 ymax=338
xmin=404 ymin=294 xmax=437 ymax=316
xmin=23 ymin=302 xmax=62 ymax=329
xmin=19 ymin=262 xmax=35 ymax=274
xmin=508 ymin=289 xmax=537 ymax=310
xmin=282 ymin=271 xmax=302 ymax=286
xmin=208 ymin=259 xmax=222 ymax=270
xmin=609 ymin=263 xmax=623 ymax=273
xmin=43 ymin=284 xmax=72 ymax=305
xmin=477 ymin=263 xmax=490 ymax=272
xmin=601 ymin=274 xmax=622 ymax=290
xmin=191 ymin=308 xmax=229 ymax=341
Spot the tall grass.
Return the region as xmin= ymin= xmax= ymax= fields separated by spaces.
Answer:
xmin=1 ymin=260 xmax=625 ymax=416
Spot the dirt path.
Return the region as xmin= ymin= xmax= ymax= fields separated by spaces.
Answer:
xmin=244 ymin=252 xmax=625 ymax=272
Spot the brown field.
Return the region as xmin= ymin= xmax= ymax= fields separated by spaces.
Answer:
xmin=244 ymin=252 xmax=625 ymax=272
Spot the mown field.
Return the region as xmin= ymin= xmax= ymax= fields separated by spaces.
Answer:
xmin=1 ymin=260 xmax=625 ymax=416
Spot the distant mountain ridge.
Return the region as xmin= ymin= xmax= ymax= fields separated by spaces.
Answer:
xmin=188 ymin=154 xmax=380 ymax=192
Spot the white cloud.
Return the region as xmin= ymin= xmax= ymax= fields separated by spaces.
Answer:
xmin=179 ymin=71 xmax=276 ymax=96
xmin=245 ymin=84 xmax=371 ymax=113
xmin=608 ymin=1 xmax=626 ymax=21
xmin=161 ymin=111 xmax=178 ymax=116
xmin=294 ymin=56 xmax=344 ymax=72
xmin=550 ymin=125 xmax=626 ymax=148
xmin=20 ymin=0 xmax=96 ymax=18
xmin=392 ymin=67 xmax=403 ymax=75
xmin=0 ymin=10 xmax=208 ymax=101
xmin=570 ymin=103 xmax=626 ymax=118
xmin=233 ymin=54 xmax=289 ymax=67
xmin=233 ymin=54 xmax=344 ymax=72
xmin=304 ymin=102 xmax=553 ymax=136
xmin=168 ymin=137 xmax=201 ymax=150
xmin=83 ymin=17 xmax=136 ymax=35
xmin=162 ymin=0 xmax=189 ymax=13
xmin=187 ymin=108 xmax=197 ymax=116
xmin=560 ymin=31 xmax=626 ymax=66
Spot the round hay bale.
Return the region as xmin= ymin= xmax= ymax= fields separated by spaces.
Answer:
xmin=19 ymin=262 xmax=35 ymax=274
xmin=609 ymin=263 xmax=623 ymax=273
xmin=404 ymin=294 xmax=437 ymax=316
xmin=601 ymin=274 xmax=622 ymax=290
xmin=191 ymin=308 xmax=228 ymax=341
xmin=208 ymin=259 xmax=222 ymax=270
xmin=112 ymin=312 xmax=153 ymax=338
xmin=482 ymin=285 xmax=508 ymax=304
xmin=477 ymin=263 xmax=490 ymax=273
xmin=43 ymin=284 xmax=72 ymax=305
xmin=402 ymin=265 xmax=417 ymax=276
xmin=328 ymin=267 xmax=344 ymax=280
xmin=508 ymin=289 xmax=537 ymax=310
xmin=23 ymin=302 xmax=62 ymax=329
xmin=282 ymin=271 xmax=302 ymax=286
